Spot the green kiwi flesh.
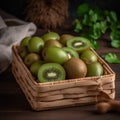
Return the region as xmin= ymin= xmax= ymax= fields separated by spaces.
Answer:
xmin=67 ymin=37 xmax=91 ymax=53
xmin=37 ymin=63 xmax=66 ymax=83
xmin=62 ymin=47 xmax=79 ymax=59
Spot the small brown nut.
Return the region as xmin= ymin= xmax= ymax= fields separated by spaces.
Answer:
xmin=95 ymin=102 xmax=111 ymax=114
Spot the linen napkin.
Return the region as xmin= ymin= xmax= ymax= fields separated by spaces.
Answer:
xmin=0 ymin=16 xmax=37 ymax=73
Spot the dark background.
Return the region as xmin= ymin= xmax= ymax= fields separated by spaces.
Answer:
xmin=0 ymin=0 xmax=119 ymax=19
xmin=0 ymin=1 xmax=120 ymax=119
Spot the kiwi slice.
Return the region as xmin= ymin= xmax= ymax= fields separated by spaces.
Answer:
xmin=62 ymin=47 xmax=79 ymax=59
xmin=66 ymin=37 xmax=91 ymax=53
xmin=37 ymin=63 xmax=66 ymax=83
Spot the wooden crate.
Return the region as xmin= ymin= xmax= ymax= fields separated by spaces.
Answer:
xmin=12 ymin=45 xmax=115 ymax=111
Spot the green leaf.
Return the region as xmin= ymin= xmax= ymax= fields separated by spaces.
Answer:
xmin=107 ymin=11 xmax=118 ymax=23
xmin=110 ymin=30 xmax=120 ymax=40
xmin=110 ymin=22 xmax=118 ymax=31
xmin=74 ymin=19 xmax=83 ymax=33
xmin=77 ymin=3 xmax=90 ymax=16
xmin=102 ymin=53 xmax=120 ymax=64
xmin=100 ymin=21 xmax=108 ymax=34
xmin=89 ymin=9 xmax=98 ymax=23
xmin=83 ymin=14 xmax=89 ymax=25
xmin=89 ymin=22 xmax=102 ymax=39
xmin=90 ymin=39 xmax=99 ymax=50
xmin=111 ymin=40 xmax=120 ymax=48
xmin=94 ymin=8 xmax=103 ymax=20
xmin=110 ymin=30 xmax=120 ymax=48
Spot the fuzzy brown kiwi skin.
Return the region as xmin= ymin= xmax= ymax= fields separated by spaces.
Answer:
xmin=44 ymin=39 xmax=63 ymax=48
xmin=63 ymin=58 xmax=87 ymax=79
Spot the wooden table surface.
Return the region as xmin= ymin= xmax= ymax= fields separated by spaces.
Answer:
xmin=0 ymin=10 xmax=120 ymax=120
xmin=0 ymin=62 xmax=120 ymax=120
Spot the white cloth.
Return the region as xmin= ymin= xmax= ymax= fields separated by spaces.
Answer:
xmin=0 ymin=16 xmax=37 ymax=73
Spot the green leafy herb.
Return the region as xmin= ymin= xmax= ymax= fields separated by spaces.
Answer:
xmin=110 ymin=30 xmax=120 ymax=40
xmin=111 ymin=40 xmax=120 ymax=48
xmin=102 ymin=53 xmax=120 ymax=64
xmin=100 ymin=21 xmax=108 ymax=34
xmin=89 ymin=9 xmax=98 ymax=23
xmin=106 ymin=11 xmax=118 ymax=23
xmin=89 ymin=39 xmax=99 ymax=50
xmin=110 ymin=30 xmax=120 ymax=48
xmin=91 ymin=22 xmax=102 ymax=39
xmin=74 ymin=19 xmax=83 ymax=33
xmin=77 ymin=3 xmax=90 ymax=16
xmin=74 ymin=3 xmax=120 ymax=49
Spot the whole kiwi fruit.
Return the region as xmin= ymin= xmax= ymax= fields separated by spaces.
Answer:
xmin=44 ymin=39 xmax=62 ymax=48
xmin=63 ymin=58 xmax=87 ymax=79
xmin=42 ymin=32 xmax=60 ymax=42
xmin=80 ymin=49 xmax=98 ymax=64
xmin=86 ymin=61 xmax=104 ymax=77
xmin=42 ymin=46 xmax=69 ymax=64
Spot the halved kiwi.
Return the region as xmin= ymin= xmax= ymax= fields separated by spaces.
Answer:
xmin=37 ymin=63 xmax=66 ymax=83
xmin=62 ymin=47 xmax=79 ymax=59
xmin=66 ymin=37 xmax=91 ymax=53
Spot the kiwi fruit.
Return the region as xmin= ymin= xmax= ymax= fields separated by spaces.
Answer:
xmin=80 ymin=49 xmax=98 ymax=64
xmin=86 ymin=62 xmax=104 ymax=77
xmin=24 ymin=53 xmax=40 ymax=67
xmin=44 ymin=39 xmax=62 ymax=48
xmin=60 ymin=34 xmax=74 ymax=46
xmin=62 ymin=47 xmax=79 ymax=59
xmin=63 ymin=58 xmax=87 ymax=79
xmin=28 ymin=36 xmax=44 ymax=53
xmin=20 ymin=36 xmax=31 ymax=47
xmin=37 ymin=63 xmax=66 ymax=83
xmin=66 ymin=37 xmax=91 ymax=53
xmin=30 ymin=60 xmax=44 ymax=76
xmin=19 ymin=46 xmax=29 ymax=59
xmin=42 ymin=46 xmax=69 ymax=64
xmin=42 ymin=32 xmax=60 ymax=42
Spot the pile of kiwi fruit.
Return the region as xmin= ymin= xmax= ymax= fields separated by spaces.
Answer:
xmin=19 ymin=32 xmax=104 ymax=83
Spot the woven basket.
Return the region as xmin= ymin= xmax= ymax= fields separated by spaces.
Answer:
xmin=12 ymin=45 xmax=115 ymax=111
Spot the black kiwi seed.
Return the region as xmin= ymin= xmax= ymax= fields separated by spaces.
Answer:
xmin=37 ymin=63 xmax=66 ymax=83
xmin=67 ymin=37 xmax=91 ymax=53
